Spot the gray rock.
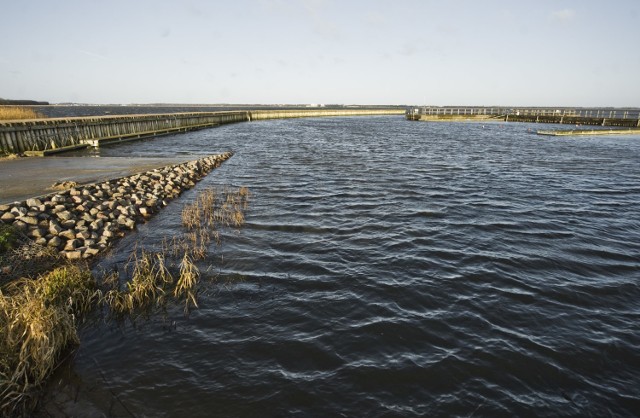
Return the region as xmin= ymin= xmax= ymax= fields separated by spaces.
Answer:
xmin=63 ymin=250 xmax=83 ymax=260
xmin=89 ymin=219 xmax=104 ymax=231
xmin=51 ymin=195 xmax=67 ymax=204
xmin=1 ymin=212 xmax=15 ymax=222
xmin=48 ymin=236 xmax=62 ymax=248
xmin=59 ymin=229 xmax=76 ymax=240
xmin=12 ymin=220 xmax=27 ymax=232
xmin=49 ymin=221 xmax=63 ymax=235
xmin=76 ymin=231 xmax=91 ymax=240
xmin=83 ymin=247 xmax=100 ymax=257
xmin=56 ymin=211 xmax=73 ymax=221
xmin=26 ymin=198 xmax=43 ymax=208
xmin=64 ymin=239 xmax=80 ymax=251
xmin=11 ymin=206 xmax=28 ymax=217
xmin=61 ymin=219 xmax=76 ymax=229
xmin=138 ymin=207 xmax=152 ymax=217
xmin=20 ymin=215 xmax=39 ymax=226
xmin=52 ymin=205 xmax=67 ymax=213
xmin=28 ymin=228 xmax=46 ymax=238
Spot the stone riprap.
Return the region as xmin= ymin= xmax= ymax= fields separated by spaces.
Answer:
xmin=0 ymin=152 xmax=232 ymax=260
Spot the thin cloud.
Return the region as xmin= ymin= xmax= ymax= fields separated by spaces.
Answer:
xmin=76 ymin=49 xmax=109 ymax=60
xmin=549 ymin=9 xmax=576 ymax=22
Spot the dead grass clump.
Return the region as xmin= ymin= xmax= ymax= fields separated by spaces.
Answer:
xmin=1 ymin=238 xmax=63 ymax=291
xmin=182 ymin=186 xmax=249 ymax=230
xmin=174 ymin=254 xmax=200 ymax=314
xmin=104 ymin=249 xmax=173 ymax=318
xmin=0 ymin=106 xmax=45 ymax=121
xmin=0 ymin=265 xmax=97 ymax=416
xmin=112 ymin=186 xmax=249 ymax=318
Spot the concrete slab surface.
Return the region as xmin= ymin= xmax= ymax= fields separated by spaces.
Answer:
xmin=0 ymin=156 xmax=192 ymax=204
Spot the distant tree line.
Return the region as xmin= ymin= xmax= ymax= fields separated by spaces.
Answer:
xmin=0 ymin=98 xmax=49 ymax=105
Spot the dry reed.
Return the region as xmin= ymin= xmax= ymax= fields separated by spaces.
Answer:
xmin=174 ymin=254 xmax=200 ymax=314
xmin=0 ymin=265 xmax=98 ymax=415
xmin=104 ymin=249 xmax=174 ymax=318
xmin=0 ymin=106 xmax=45 ymax=121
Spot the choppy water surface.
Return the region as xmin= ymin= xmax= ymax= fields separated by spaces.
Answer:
xmin=48 ymin=117 xmax=640 ymax=417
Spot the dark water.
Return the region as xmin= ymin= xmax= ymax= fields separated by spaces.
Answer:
xmin=45 ymin=117 xmax=640 ymax=417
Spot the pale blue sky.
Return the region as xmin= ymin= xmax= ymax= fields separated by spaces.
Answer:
xmin=1 ymin=0 xmax=638 ymax=106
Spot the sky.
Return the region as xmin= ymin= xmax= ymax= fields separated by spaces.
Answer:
xmin=1 ymin=0 xmax=639 ymax=107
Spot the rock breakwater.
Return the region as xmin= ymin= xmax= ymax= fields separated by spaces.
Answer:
xmin=0 ymin=153 xmax=232 ymax=261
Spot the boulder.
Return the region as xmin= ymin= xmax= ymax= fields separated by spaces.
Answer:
xmin=20 ymin=216 xmax=39 ymax=226
xmin=83 ymin=247 xmax=101 ymax=258
xmin=64 ymin=239 xmax=80 ymax=251
xmin=12 ymin=220 xmax=27 ymax=232
xmin=28 ymin=228 xmax=46 ymax=238
xmin=26 ymin=198 xmax=43 ymax=208
xmin=76 ymin=230 xmax=91 ymax=240
xmin=61 ymin=219 xmax=76 ymax=229
xmin=56 ymin=211 xmax=73 ymax=221
xmin=59 ymin=229 xmax=76 ymax=241
xmin=63 ymin=250 xmax=83 ymax=260
xmin=49 ymin=221 xmax=63 ymax=235
xmin=51 ymin=195 xmax=67 ymax=204
xmin=1 ymin=212 xmax=16 ymax=222
xmin=11 ymin=206 xmax=28 ymax=217
xmin=48 ymin=236 xmax=62 ymax=248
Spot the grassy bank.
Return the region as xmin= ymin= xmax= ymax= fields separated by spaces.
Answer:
xmin=0 ymin=186 xmax=249 ymax=416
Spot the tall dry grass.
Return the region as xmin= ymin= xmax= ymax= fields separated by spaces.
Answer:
xmin=104 ymin=249 xmax=174 ymax=318
xmin=0 ymin=106 xmax=45 ymax=121
xmin=182 ymin=186 xmax=249 ymax=230
xmin=0 ymin=265 xmax=98 ymax=415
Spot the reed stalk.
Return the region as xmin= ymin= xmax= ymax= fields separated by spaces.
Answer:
xmin=174 ymin=254 xmax=200 ymax=314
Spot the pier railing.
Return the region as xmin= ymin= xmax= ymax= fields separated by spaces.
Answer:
xmin=407 ymin=107 xmax=640 ymax=119
xmin=406 ymin=107 xmax=640 ymax=127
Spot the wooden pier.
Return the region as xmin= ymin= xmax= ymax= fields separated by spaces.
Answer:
xmin=406 ymin=107 xmax=640 ymax=128
xmin=0 ymin=108 xmax=404 ymax=154
xmin=537 ymin=128 xmax=640 ymax=137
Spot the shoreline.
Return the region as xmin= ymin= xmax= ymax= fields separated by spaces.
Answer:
xmin=0 ymin=153 xmax=232 ymax=270
xmin=0 ymin=156 xmax=205 ymax=204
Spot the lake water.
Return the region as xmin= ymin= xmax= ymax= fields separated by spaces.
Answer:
xmin=40 ymin=116 xmax=640 ymax=417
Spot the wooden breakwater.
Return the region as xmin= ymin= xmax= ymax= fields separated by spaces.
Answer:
xmin=0 ymin=111 xmax=248 ymax=155
xmin=0 ymin=108 xmax=404 ymax=154
xmin=406 ymin=107 xmax=640 ymax=128
xmin=248 ymin=108 xmax=404 ymax=121
xmin=537 ymin=128 xmax=640 ymax=137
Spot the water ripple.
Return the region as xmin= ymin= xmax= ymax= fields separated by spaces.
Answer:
xmin=56 ymin=117 xmax=640 ymax=417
